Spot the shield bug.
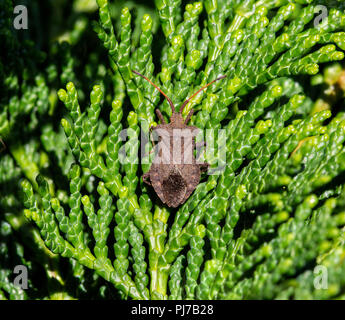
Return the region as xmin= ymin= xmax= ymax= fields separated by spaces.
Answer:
xmin=133 ymin=70 xmax=226 ymax=207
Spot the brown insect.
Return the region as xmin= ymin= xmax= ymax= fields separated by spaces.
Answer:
xmin=133 ymin=70 xmax=226 ymax=208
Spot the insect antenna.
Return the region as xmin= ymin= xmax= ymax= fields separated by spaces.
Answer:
xmin=132 ymin=70 xmax=176 ymax=113
xmin=179 ymin=75 xmax=227 ymax=114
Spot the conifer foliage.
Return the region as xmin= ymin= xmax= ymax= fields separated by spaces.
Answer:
xmin=2 ymin=0 xmax=345 ymax=299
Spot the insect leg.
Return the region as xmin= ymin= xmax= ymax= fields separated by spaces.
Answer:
xmin=195 ymin=140 xmax=206 ymax=161
xmin=196 ymin=141 xmax=206 ymax=148
xmin=155 ymin=109 xmax=166 ymax=124
xmin=199 ymin=162 xmax=209 ymax=173
xmin=142 ymin=127 xmax=156 ymax=158
xmin=149 ymin=126 xmax=156 ymax=147
xmin=146 ymin=124 xmax=164 ymax=157
xmin=184 ymin=109 xmax=194 ymax=124
xmin=142 ymin=172 xmax=152 ymax=185
xmin=195 ymin=138 xmax=209 ymax=172
xmin=0 ymin=138 xmax=6 ymax=153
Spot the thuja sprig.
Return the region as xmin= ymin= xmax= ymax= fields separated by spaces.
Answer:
xmin=20 ymin=0 xmax=345 ymax=300
xmin=21 ymin=169 xmax=144 ymax=299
